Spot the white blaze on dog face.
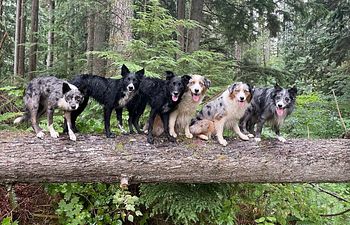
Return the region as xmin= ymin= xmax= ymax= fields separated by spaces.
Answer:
xmin=61 ymin=83 xmax=84 ymax=111
xmin=274 ymin=89 xmax=291 ymax=117
xmin=188 ymin=75 xmax=210 ymax=102
xmin=229 ymin=82 xmax=252 ymax=108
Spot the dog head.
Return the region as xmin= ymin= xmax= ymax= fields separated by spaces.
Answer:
xmin=273 ymin=83 xmax=297 ymax=117
xmin=62 ymin=82 xmax=85 ymax=111
xmin=165 ymin=71 xmax=191 ymax=102
xmin=188 ymin=75 xmax=211 ymax=102
xmin=121 ymin=64 xmax=145 ymax=92
xmin=229 ymin=82 xmax=253 ymax=108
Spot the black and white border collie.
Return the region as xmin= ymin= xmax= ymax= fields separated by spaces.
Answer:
xmin=65 ymin=65 xmax=144 ymax=138
xmin=240 ymin=84 xmax=297 ymax=142
xmin=139 ymin=71 xmax=190 ymax=144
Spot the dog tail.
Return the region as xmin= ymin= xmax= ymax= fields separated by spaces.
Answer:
xmin=14 ymin=111 xmax=29 ymax=124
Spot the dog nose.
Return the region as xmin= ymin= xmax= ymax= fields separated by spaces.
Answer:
xmin=128 ymin=86 xmax=134 ymax=91
xmin=240 ymin=96 xmax=244 ymax=101
xmin=195 ymin=89 xmax=199 ymax=93
xmin=278 ymin=104 xmax=283 ymax=108
xmin=71 ymin=104 xmax=76 ymax=109
xmin=173 ymin=92 xmax=179 ymax=96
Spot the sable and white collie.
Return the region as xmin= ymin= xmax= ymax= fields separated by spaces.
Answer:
xmin=190 ymin=82 xmax=253 ymax=146
xmin=240 ymin=84 xmax=297 ymax=142
xmin=144 ymin=75 xmax=211 ymax=138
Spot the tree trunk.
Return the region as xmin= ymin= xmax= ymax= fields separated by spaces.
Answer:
xmin=18 ymin=0 xmax=26 ymax=77
xmin=177 ymin=0 xmax=186 ymax=53
xmin=14 ymin=0 xmax=23 ymax=76
xmin=46 ymin=0 xmax=54 ymax=69
xmin=86 ymin=9 xmax=95 ymax=74
xmin=29 ymin=0 xmax=39 ymax=79
xmin=0 ymin=0 xmax=3 ymax=19
xmin=109 ymin=0 xmax=132 ymax=53
xmin=0 ymin=131 xmax=349 ymax=184
xmin=187 ymin=0 xmax=204 ymax=53
xmin=92 ymin=6 xmax=108 ymax=76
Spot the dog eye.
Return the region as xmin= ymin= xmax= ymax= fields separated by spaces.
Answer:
xmin=285 ymin=97 xmax=290 ymax=102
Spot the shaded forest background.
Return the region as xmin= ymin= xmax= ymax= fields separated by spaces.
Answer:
xmin=0 ymin=0 xmax=350 ymax=224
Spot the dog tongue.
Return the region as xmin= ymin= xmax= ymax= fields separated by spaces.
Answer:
xmin=172 ymin=95 xmax=179 ymax=102
xmin=192 ymin=95 xmax=200 ymax=102
xmin=238 ymin=101 xmax=245 ymax=108
xmin=276 ymin=108 xmax=284 ymax=116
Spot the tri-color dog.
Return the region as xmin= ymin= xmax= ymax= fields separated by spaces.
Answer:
xmin=145 ymin=75 xmax=211 ymax=138
xmin=240 ymin=84 xmax=297 ymax=142
xmin=190 ymin=82 xmax=253 ymax=146
xmin=14 ymin=76 xmax=85 ymax=141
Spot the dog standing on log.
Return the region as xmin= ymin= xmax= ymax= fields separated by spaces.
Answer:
xmin=240 ymin=84 xmax=297 ymax=142
xmin=144 ymin=75 xmax=211 ymax=138
xmin=65 ymin=65 xmax=144 ymax=138
xmin=14 ymin=76 xmax=85 ymax=141
xmin=190 ymin=82 xmax=253 ymax=146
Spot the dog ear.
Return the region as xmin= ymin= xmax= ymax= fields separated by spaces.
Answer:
xmin=289 ymin=86 xmax=298 ymax=97
xmin=274 ymin=83 xmax=282 ymax=91
xmin=136 ymin=68 xmax=145 ymax=79
xmin=62 ymin=82 xmax=71 ymax=94
xmin=204 ymin=78 xmax=211 ymax=88
xmin=181 ymin=75 xmax=191 ymax=85
xmin=121 ymin=64 xmax=130 ymax=77
xmin=229 ymin=83 xmax=237 ymax=93
xmin=165 ymin=71 xmax=175 ymax=80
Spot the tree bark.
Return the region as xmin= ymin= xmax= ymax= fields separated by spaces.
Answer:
xmin=18 ymin=0 xmax=26 ymax=77
xmin=177 ymin=0 xmax=186 ymax=53
xmin=29 ymin=0 xmax=39 ymax=80
xmin=86 ymin=9 xmax=95 ymax=74
xmin=187 ymin=0 xmax=204 ymax=52
xmin=0 ymin=131 xmax=349 ymax=184
xmin=109 ymin=0 xmax=132 ymax=53
xmin=14 ymin=0 xmax=23 ymax=76
xmin=46 ymin=0 xmax=54 ymax=69
xmin=92 ymin=5 xmax=108 ymax=76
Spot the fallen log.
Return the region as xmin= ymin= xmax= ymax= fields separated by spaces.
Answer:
xmin=0 ymin=131 xmax=349 ymax=183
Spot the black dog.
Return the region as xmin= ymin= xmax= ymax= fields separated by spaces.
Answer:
xmin=240 ymin=84 xmax=297 ymax=142
xmin=65 ymin=65 xmax=144 ymax=137
xmin=135 ymin=71 xmax=190 ymax=144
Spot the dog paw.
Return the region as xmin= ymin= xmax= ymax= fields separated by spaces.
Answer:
xmin=254 ymin=137 xmax=261 ymax=142
xmin=198 ymin=134 xmax=209 ymax=140
xmin=50 ymin=130 xmax=59 ymax=138
xmin=219 ymin=139 xmax=228 ymax=146
xmin=106 ymin=133 xmax=116 ymax=138
xmin=240 ymin=134 xmax=250 ymax=141
xmin=147 ymin=136 xmax=154 ymax=144
xmin=185 ymin=133 xmax=193 ymax=139
xmin=168 ymin=135 xmax=176 ymax=142
xmin=170 ymin=131 xmax=178 ymax=138
xmin=277 ymin=136 xmax=286 ymax=142
xmin=247 ymin=133 xmax=254 ymax=138
xmin=69 ymin=132 xmax=77 ymax=141
xmin=36 ymin=131 xmax=45 ymax=139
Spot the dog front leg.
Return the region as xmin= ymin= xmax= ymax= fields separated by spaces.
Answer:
xmin=147 ymin=109 xmax=157 ymax=144
xmin=215 ymin=120 xmax=228 ymax=146
xmin=116 ymin=108 xmax=127 ymax=134
xmin=184 ymin=120 xmax=193 ymax=139
xmin=255 ymin=117 xmax=266 ymax=142
xmin=232 ymin=121 xmax=249 ymax=141
xmin=273 ymin=125 xmax=286 ymax=142
xmin=64 ymin=111 xmax=76 ymax=141
xmin=47 ymin=108 xmax=59 ymax=138
xmin=161 ymin=113 xmax=176 ymax=142
xmin=104 ymin=107 xmax=115 ymax=138
xmin=169 ymin=110 xmax=178 ymax=138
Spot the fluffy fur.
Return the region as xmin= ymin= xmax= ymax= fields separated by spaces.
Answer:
xmin=190 ymin=82 xmax=253 ymax=146
xmin=65 ymin=65 xmax=144 ymax=137
xmin=14 ymin=76 xmax=84 ymax=141
xmin=139 ymin=71 xmax=191 ymax=144
xmin=145 ymin=75 xmax=211 ymax=138
xmin=240 ymin=84 xmax=297 ymax=142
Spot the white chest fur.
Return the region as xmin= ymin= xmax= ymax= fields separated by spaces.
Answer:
xmin=118 ymin=91 xmax=135 ymax=107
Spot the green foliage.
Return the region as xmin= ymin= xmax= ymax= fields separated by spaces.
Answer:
xmin=0 ymin=217 xmax=18 ymax=225
xmin=48 ymin=183 xmax=142 ymax=225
